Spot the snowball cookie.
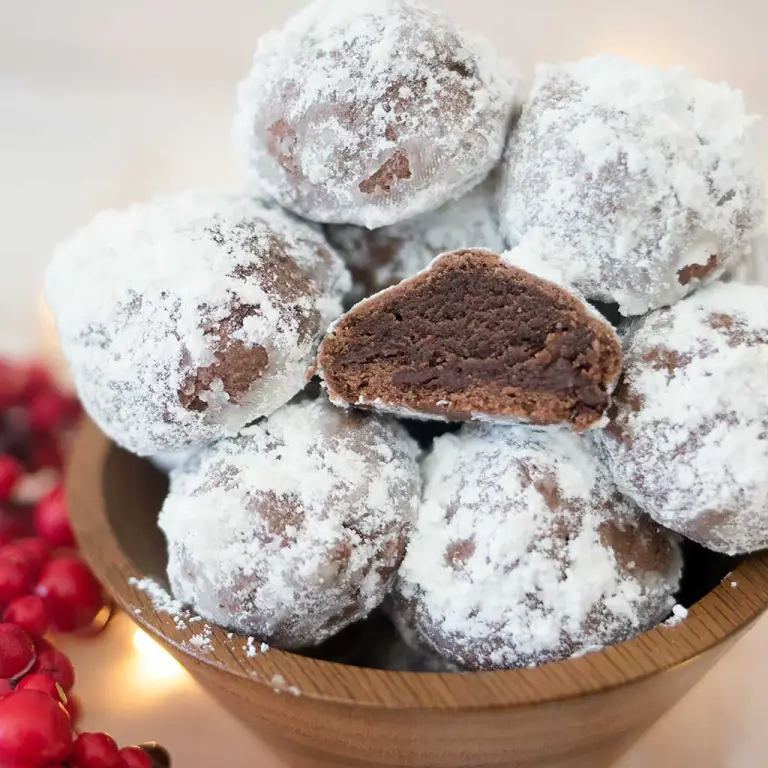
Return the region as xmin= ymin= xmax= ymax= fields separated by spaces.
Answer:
xmin=159 ymin=397 xmax=421 ymax=648
xmin=596 ymin=281 xmax=768 ymax=555
xmin=499 ymin=56 xmax=764 ymax=316
xmin=149 ymin=448 xmax=199 ymax=475
xmin=729 ymin=226 xmax=768 ymax=287
xmin=395 ymin=425 xmax=682 ymax=669
xmin=234 ymin=0 xmax=517 ymax=228
xmin=318 ymin=249 xmax=622 ymax=431
xmin=46 ymin=192 xmax=350 ymax=456
xmin=326 ymin=179 xmax=504 ymax=305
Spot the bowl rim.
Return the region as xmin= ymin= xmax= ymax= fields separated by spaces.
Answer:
xmin=67 ymin=419 xmax=768 ymax=711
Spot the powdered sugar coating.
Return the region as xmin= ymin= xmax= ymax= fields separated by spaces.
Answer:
xmin=149 ymin=448 xmax=199 ymax=475
xmin=396 ymin=424 xmax=681 ymax=669
xmin=500 ymin=56 xmax=764 ymax=316
xmin=326 ymin=179 xmax=504 ymax=304
xmin=596 ymin=281 xmax=768 ymax=555
xmin=235 ymin=0 xmax=518 ymax=228
xmin=46 ymin=191 xmax=350 ymax=456
xmin=159 ymin=397 xmax=421 ymax=648
xmin=729 ymin=225 xmax=768 ymax=286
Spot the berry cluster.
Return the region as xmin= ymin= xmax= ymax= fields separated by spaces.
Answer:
xmin=0 ymin=359 xmax=167 ymax=767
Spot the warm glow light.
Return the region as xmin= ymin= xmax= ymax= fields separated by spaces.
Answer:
xmin=131 ymin=629 xmax=186 ymax=688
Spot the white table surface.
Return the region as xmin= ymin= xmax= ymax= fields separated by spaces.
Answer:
xmin=3 ymin=2 xmax=768 ymax=765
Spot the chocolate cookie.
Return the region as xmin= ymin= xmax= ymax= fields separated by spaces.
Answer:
xmin=394 ymin=424 xmax=682 ymax=669
xmin=499 ymin=56 xmax=764 ymax=315
xmin=159 ymin=397 xmax=421 ymax=648
xmin=234 ymin=0 xmax=518 ymax=228
xmin=318 ymin=248 xmax=622 ymax=430
xmin=325 ymin=179 xmax=504 ymax=306
xmin=46 ymin=191 xmax=350 ymax=456
xmin=597 ymin=280 xmax=768 ymax=555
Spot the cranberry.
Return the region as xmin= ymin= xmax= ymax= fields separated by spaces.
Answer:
xmin=3 ymin=595 xmax=49 ymax=638
xmin=26 ymin=391 xmax=71 ymax=433
xmin=0 ymin=537 xmax=51 ymax=579
xmin=0 ymin=623 xmax=35 ymax=679
xmin=0 ymin=690 xmax=73 ymax=766
xmin=0 ymin=362 xmax=26 ymax=411
xmin=34 ymin=487 xmax=76 ymax=549
xmin=0 ymin=506 xmax=34 ymax=542
xmin=0 ymin=456 xmax=23 ymax=503
xmin=0 ymin=559 xmax=34 ymax=609
xmin=28 ymin=436 xmax=64 ymax=472
xmin=19 ymin=364 xmax=55 ymax=402
xmin=118 ymin=747 xmax=152 ymax=768
xmin=32 ymin=645 xmax=75 ymax=692
xmin=35 ymin=556 xmax=102 ymax=633
xmin=16 ymin=673 xmax=65 ymax=703
xmin=71 ymin=732 xmax=122 ymax=768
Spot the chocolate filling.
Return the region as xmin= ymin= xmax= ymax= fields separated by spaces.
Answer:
xmin=319 ymin=250 xmax=621 ymax=430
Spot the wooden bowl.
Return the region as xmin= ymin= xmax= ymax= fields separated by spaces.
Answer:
xmin=67 ymin=420 xmax=768 ymax=768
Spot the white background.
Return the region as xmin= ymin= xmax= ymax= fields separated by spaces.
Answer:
xmin=2 ymin=0 xmax=768 ymax=353
xmin=3 ymin=1 xmax=768 ymax=765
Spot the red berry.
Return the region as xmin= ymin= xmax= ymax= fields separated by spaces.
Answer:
xmin=26 ymin=391 xmax=70 ymax=433
xmin=0 ymin=362 xmax=26 ymax=410
xmin=0 ymin=623 xmax=35 ymax=679
xmin=0 ymin=456 xmax=22 ymax=503
xmin=34 ymin=487 xmax=76 ymax=549
xmin=16 ymin=673 xmax=64 ymax=703
xmin=0 ymin=507 xmax=34 ymax=542
xmin=32 ymin=645 xmax=75 ymax=692
xmin=35 ymin=556 xmax=102 ymax=633
xmin=118 ymin=747 xmax=152 ymax=768
xmin=0 ymin=690 xmax=73 ymax=766
xmin=3 ymin=595 xmax=49 ymax=638
xmin=27 ymin=436 xmax=64 ymax=473
xmin=0 ymin=559 xmax=34 ymax=609
xmin=0 ymin=537 xmax=51 ymax=579
xmin=72 ymin=732 xmax=121 ymax=768
xmin=19 ymin=365 xmax=55 ymax=402
xmin=0 ymin=678 xmax=12 ymax=698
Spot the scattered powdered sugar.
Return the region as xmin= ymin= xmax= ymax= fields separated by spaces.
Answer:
xmin=663 ymin=604 xmax=689 ymax=628
xmin=396 ymin=424 xmax=681 ymax=669
xmin=597 ymin=280 xmax=768 ymax=554
xmin=187 ymin=626 xmax=214 ymax=653
xmin=326 ymin=178 xmax=504 ymax=304
xmin=235 ymin=0 xmax=518 ymax=228
xmin=500 ymin=55 xmax=764 ymax=316
xmin=160 ymin=396 xmax=421 ymax=649
xmin=128 ymin=577 xmax=216 ymax=651
xmin=129 ymin=577 xmax=186 ymax=617
xmin=46 ymin=191 xmax=350 ymax=456
xmin=269 ymin=674 xmax=300 ymax=695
